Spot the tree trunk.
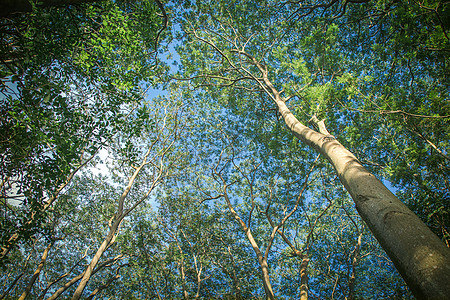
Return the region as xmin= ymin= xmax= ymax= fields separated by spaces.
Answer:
xmin=180 ymin=257 xmax=189 ymax=300
xmin=275 ymin=98 xmax=450 ymax=299
xmin=71 ymin=147 xmax=152 ymax=300
xmin=70 ymin=220 xmax=117 ymax=300
xmin=299 ymin=255 xmax=309 ymax=300
xmin=348 ymin=233 xmax=362 ymax=300
xmin=45 ymin=255 xmax=123 ymax=300
xmin=85 ymin=264 xmax=125 ymax=300
xmin=243 ymin=54 xmax=450 ymax=298
xmin=222 ymin=190 xmax=275 ymax=300
xmin=19 ymin=241 xmax=54 ymax=300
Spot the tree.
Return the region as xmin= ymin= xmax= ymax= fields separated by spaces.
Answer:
xmin=155 ymin=94 xmax=412 ymax=298
xmin=174 ymin=1 xmax=450 ymax=298
xmin=71 ymin=93 xmax=183 ymax=299
xmin=0 ymin=0 xmax=168 ymax=266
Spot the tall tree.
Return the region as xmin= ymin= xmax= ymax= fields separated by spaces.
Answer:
xmin=71 ymin=93 xmax=183 ymax=299
xmin=174 ymin=1 xmax=450 ymax=298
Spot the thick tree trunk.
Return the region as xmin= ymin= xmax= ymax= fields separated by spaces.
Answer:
xmin=275 ymin=99 xmax=450 ymax=299
xmin=244 ymin=54 xmax=450 ymax=298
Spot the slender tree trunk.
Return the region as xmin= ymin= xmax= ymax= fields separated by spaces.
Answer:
xmin=221 ymin=190 xmax=275 ymax=300
xmin=85 ymin=264 xmax=125 ymax=300
xmin=348 ymin=233 xmax=362 ymax=300
xmin=45 ymin=255 xmax=123 ymax=300
xmin=299 ymin=255 xmax=309 ymax=300
xmin=179 ymin=257 xmax=189 ymax=300
xmin=71 ymin=145 xmax=153 ymax=300
xmin=46 ymin=272 xmax=85 ymax=300
xmin=194 ymin=264 xmax=202 ymax=299
xmin=19 ymin=241 xmax=54 ymax=300
xmin=38 ymin=252 xmax=86 ymax=300
xmin=70 ymin=220 xmax=118 ymax=300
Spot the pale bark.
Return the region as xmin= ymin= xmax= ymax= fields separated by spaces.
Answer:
xmin=18 ymin=241 xmax=54 ymax=300
xmin=252 ymin=59 xmax=450 ymax=299
xmin=347 ymin=233 xmax=362 ymax=300
xmin=188 ymin=36 xmax=450 ymax=296
xmin=174 ymin=235 xmax=189 ymax=300
xmin=70 ymin=105 xmax=178 ymax=299
xmin=85 ymin=264 xmax=126 ymax=300
xmin=38 ymin=252 xmax=87 ymax=300
xmin=71 ymin=149 xmax=152 ymax=300
xmin=45 ymin=255 xmax=123 ymax=300
xmin=220 ymin=184 xmax=275 ymax=300
xmin=289 ymin=107 xmax=450 ymax=299
xmin=214 ymin=154 xmax=276 ymax=299
xmin=46 ymin=273 xmax=85 ymax=300
xmin=299 ymin=255 xmax=309 ymax=300
xmin=180 ymin=258 xmax=189 ymax=300
xmin=155 ymin=216 xmax=186 ymax=299
xmin=180 ymin=229 xmax=204 ymax=300
xmin=70 ymin=226 xmax=117 ymax=300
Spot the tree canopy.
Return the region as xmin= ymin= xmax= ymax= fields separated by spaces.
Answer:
xmin=0 ymin=0 xmax=449 ymax=299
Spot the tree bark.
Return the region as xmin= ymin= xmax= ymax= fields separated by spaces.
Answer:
xmin=70 ymin=225 xmax=117 ymax=300
xmin=179 ymin=255 xmax=189 ymax=300
xmin=237 ymin=52 xmax=450 ymax=298
xmin=274 ymin=91 xmax=450 ymax=299
xmin=85 ymin=264 xmax=125 ymax=300
xmin=299 ymin=255 xmax=309 ymax=300
xmin=347 ymin=233 xmax=362 ymax=300
xmin=221 ymin=187 xmax=275 ymax=300
xmin=45 ymin=255 xmax=123 ymax=300
xmin=19 ymin=241 xmax=54 ymax=300
xmin=70 ymin=129 xmax=168 ymax=300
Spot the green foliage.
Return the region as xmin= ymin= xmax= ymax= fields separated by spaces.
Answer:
xmin=0 ymin=0 xmax=169 ymax=267
xmin=1 ymin=0 xmax=449 ymax=299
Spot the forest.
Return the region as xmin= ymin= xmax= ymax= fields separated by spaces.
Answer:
xmin=0 ymin=0 xmax=449 ymax=299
